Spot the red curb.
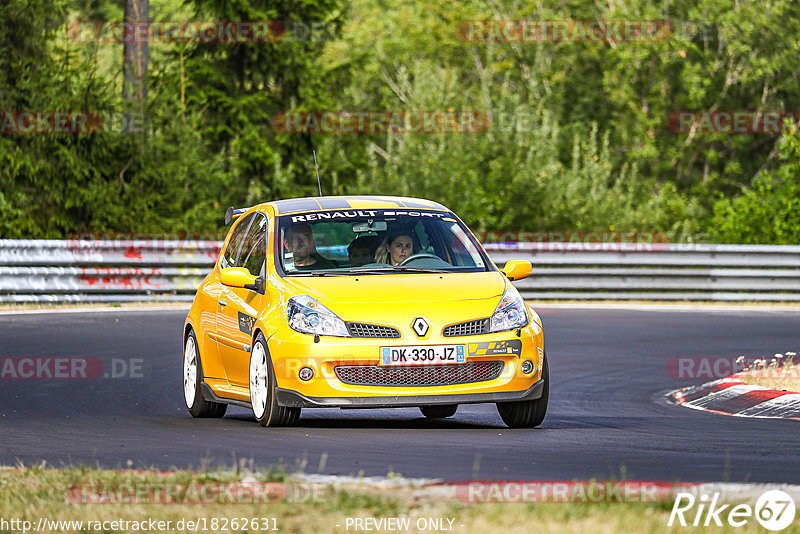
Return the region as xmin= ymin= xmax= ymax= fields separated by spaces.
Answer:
xmin=670 ymin=376 xmax=800 ymax=420
xmin=704 ymin=389 xmax=789 ymax=414
xmin=673 ymin=380 xmax=743 ymax=404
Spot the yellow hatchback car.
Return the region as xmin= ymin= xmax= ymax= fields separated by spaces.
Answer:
xmin=183 ymin=196 xmax=548 ymax=428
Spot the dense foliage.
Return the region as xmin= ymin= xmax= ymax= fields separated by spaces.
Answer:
xmin=0 ymin=0 xmax=797 ymax=242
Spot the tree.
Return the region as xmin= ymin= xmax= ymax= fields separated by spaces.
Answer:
xmin=122 ymin=0 xmax=149 ymax=131
xmin=181 ymin=0 xmax=348 ymax=207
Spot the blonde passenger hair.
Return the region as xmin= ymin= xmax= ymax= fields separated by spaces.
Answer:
xmin=374 ymin=230 xmax=414 ymax=265
xmin=374 ymin=238 xmax=390 ymax=264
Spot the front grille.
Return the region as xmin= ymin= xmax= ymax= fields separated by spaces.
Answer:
xmin=346 ymin=322 xmax=401 ymax=339
xmin=442 ymin=318 xmax=489 ymax=337
xmin=334 ymin=361 xmax=504 ymax=387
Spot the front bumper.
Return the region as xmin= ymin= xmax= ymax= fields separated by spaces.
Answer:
xmin=275 ymin=378 xmax=545 ymax=408
xmin=264 ymin=311 xmax=546 ymax=405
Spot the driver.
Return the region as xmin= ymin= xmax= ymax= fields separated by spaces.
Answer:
xmin=283 ymin=223 xmax=336 ymax=270
xmin=374 ymin=230 xmax=414 ymax=266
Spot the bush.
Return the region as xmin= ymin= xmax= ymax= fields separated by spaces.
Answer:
xmin=709 ymin=131 xmax=800 ymax=244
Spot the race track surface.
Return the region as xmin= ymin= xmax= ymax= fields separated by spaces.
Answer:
xmin=1 ymin=307 xmax=798 ymax=483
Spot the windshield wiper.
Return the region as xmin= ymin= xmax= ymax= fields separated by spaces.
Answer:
xmin=288 ymin=270 xmax=351 ymax=276
xmin=390 ymin=266 xmax=449 ymax=273
xmin=291 ymin=267 xmax=449 ymax=276
xmin=352 ymin=266 xmax=448 ymax=274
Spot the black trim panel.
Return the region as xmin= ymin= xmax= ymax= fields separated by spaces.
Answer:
xmin=274 ymin=379 xmax=544 ymax=409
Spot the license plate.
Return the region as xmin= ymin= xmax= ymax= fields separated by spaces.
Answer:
xmin=380 ymin=345 xmax=465 ymax=366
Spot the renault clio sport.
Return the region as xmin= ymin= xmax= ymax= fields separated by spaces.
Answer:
xmin=182 ymin=196 xmax=548 ymax=428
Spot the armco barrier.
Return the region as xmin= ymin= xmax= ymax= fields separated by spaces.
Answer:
xmin=486 ymin=243 xmax=800 ymax=301
xmin=0 ymin=239 xmax=219 ymax=303
xmin=0 ymin=240 xmax=798 ymax=302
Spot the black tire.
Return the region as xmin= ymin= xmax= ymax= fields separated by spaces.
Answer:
xmin=496 ymin=354 xmax=549 ymax=428
xmin=420 ymin=404 xmax=458 ymax=419
xmin=249 ymin=332 xmax=301 ymax=427
xmin=184 ymin=330 xmax=227 ymax=418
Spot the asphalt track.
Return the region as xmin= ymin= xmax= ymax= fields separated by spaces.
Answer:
xmin=1 ymin=307 xmax=798 ymax=483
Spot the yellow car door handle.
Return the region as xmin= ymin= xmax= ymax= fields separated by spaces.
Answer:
xmin=218 ymin=299 xmax=227 ymax=307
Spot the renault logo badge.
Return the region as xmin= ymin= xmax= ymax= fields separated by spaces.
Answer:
xmin=411 ymin=317 xmax=430 ymax=337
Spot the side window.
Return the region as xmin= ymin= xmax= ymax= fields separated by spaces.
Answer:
xmin=414 ymin=221 xmax=431 ymax=252
xmin=445 ymin=223 xmax=484 ymax=267
xmin=221 ymin=214 xmax=254 ymax=269
xmin=237 ymin=214 xmax=268 ymax=277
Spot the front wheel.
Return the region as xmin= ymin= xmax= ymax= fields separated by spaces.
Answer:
xmin=496 ymin=354 xmax=549 ymax=428
xmin=249 ymin=333 xmax=301 ymax=427
xmin=184 ymin=330 xmax=227 ymax=418
xmin=420 ymin=405 xmax=458 ymax=419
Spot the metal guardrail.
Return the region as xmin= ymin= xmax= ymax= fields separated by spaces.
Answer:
xmin=0 ymin=240 xmax=798 ymax=302
xmin=0 ymin=240 xmax=218 ymax=303
xmin=486 ymin=243 xmax=800 ymax=301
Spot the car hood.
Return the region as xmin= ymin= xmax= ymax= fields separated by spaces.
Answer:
xmin=280 ymin=271 xmax=508 ymax=330
xmin=282 ymin=271 xmax=506 ymax=307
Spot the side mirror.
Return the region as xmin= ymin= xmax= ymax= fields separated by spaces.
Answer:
xmin=501 ymin=260 xmax=532 ymax=281
xmin=220 ymin=268 xmax=265 ymax=294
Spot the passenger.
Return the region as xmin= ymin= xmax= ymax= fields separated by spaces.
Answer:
xmin=348 ymin=235 xmax=379 ymax=267
xmin=374 ymin=230 xmax=414 ymax=266
xmin=283 ymin=223 xmax=336 ymax=270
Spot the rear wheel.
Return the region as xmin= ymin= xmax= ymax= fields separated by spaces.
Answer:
xmin=249 ymin=332 xmax=301 ymax=427
xmin=420 ymin=404 xmax=458 ymax=419
xmin=496 ymin=354 xmax=549 ymax=428
xmin=184 ymin=330 xmax=227 ymax=418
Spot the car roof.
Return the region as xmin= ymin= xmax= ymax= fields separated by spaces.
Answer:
xmin=262 ymin=195 xmax=449 ymax=216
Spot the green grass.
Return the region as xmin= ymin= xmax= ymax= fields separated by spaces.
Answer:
xmin=0 ymin=466 xmax=798 ymax=533
xmin=738 ymin=359 xmax=800 ymax=393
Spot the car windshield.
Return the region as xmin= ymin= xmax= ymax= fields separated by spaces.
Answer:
xmin=276 ymin=210 xmax=490 ymax=275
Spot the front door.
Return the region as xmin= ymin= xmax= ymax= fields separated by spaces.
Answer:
xmin=216 ymin=213 xmax=269 ymax=387
xmin=217 ymin=287 xmax=262 ymax=387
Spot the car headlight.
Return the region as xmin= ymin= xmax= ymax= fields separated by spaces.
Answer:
xmin=489 ymin=288 xmax=529 ymax=332
xmin=287 ymin=295 xmax=350 ymax=337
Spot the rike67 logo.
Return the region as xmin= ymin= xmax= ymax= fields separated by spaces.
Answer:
xmin=669 ymin=490 xmax=796 ymax=530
